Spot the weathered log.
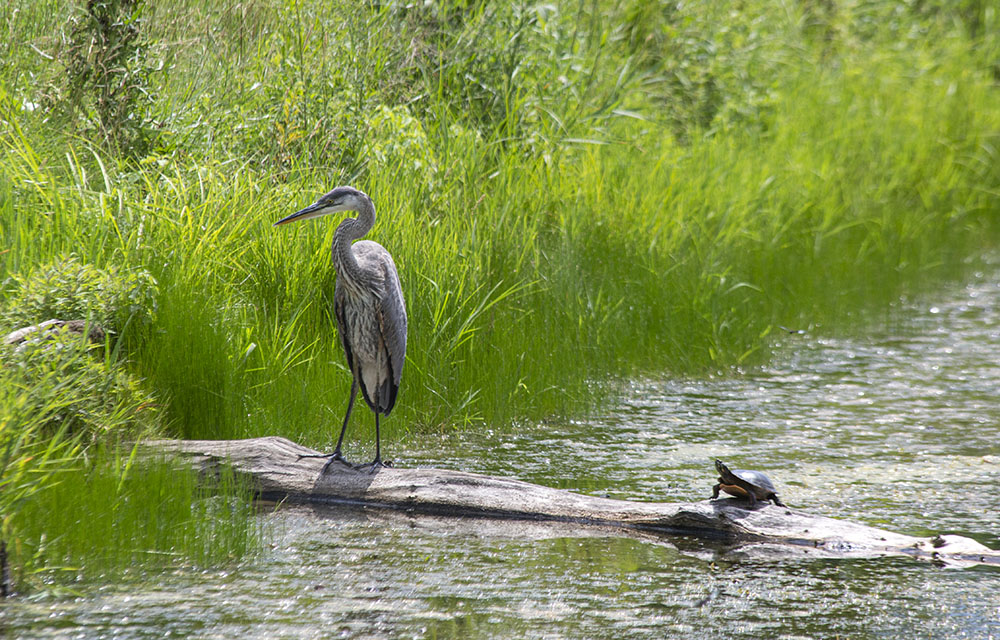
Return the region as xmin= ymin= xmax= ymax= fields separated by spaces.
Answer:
xmin=145 ymin=436 xmax=1000 ymax=567
xmin=3 ymin=319 xmax=105 ymax=346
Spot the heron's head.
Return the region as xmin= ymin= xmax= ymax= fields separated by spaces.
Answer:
xmin=273 ymin=186 xmax=370 ymax=226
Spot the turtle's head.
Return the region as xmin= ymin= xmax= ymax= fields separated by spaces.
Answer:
xmin=714 ymin=459 xmax=731 ymax=477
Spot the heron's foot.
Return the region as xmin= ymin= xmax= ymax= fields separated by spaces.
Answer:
xmin=321 ymin=452 xmax=353 ymax=474
xmin=297 ymin=451 xmax=343 ymax=460
xmin=352 ymin=458 xmax=392 ymax=474
xmin=296 ymin=451 xmax=352 ymax=473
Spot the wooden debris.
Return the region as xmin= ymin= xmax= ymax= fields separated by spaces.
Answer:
xmin=145 ymin=436 xmax=1000 ymax=567
xmin=3 ymin=319 xmax=105 ymax=347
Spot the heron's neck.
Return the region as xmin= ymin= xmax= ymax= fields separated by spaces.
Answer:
xmin=332 ymin=196 xmax=376 ymax=284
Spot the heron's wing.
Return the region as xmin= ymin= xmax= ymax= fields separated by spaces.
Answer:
xmin=333 ymin=278 xmax=355 ymax=375
xmin=376 ymin=255 xmax=407 ymax=415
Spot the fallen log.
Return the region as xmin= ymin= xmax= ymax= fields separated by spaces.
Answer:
xmin=3 ymin=319 xmax=106 ymax=347
xmin=145 ymin=436 xmax=1000 ymax=567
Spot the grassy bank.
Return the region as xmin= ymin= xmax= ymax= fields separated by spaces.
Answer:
xmin=0 ymin=330 xmax=263 ymax=592
xmin=2 ymin=0 xmax=999 ymax=588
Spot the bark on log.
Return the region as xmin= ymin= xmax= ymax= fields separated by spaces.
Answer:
xmin=3 ymin=319 xmax=105 ymax=346
xmin=145 ymin=436 xmax=1000 ymax=567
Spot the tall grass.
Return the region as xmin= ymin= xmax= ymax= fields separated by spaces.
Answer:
xmin=3 ymin=0 xmax=999 ymax=439
xmin=0 ymin=315 xmax=262 ymax=593
xmin=3 ymin=0 xmax=997 ymax=417
xmin=0 ymin=0 xmax=998 ymax=587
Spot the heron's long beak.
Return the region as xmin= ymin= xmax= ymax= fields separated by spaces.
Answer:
xmin=273 ymin=201 xmax=330 ymax=226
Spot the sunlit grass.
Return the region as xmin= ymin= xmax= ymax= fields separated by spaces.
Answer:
xmin=2 ymin=29 xmax=998 ymax=444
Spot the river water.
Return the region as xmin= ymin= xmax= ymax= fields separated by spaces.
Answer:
xmin=3 ymin=268 xmax=1000 ymax=638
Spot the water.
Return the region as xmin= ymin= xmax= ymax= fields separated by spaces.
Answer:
xmin=4 ymin=269 xmax=1000 ymax=638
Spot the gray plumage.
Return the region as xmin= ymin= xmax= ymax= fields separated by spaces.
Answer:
xmin=274 ymin=186 xmax=406 ymax=471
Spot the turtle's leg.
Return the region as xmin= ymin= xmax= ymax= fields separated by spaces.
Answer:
xmin=770 ymin=494 xmax=786 ymax=507
xmin=746 ymin=491 xmax=757 ymax=507
xmin=712 ymin=483 xmax=721 ymax=499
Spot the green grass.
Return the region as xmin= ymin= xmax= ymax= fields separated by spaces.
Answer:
xmin=0 ymin=322 xmax=262 ymax=593
xmin=0 ymin=0 xmax=999 ymax=589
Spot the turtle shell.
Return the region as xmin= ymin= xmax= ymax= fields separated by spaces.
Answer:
xmin=729 ymin=468 xmax=777 ymax=494
xmin=713 ymin=459 xmax=786 ymax=506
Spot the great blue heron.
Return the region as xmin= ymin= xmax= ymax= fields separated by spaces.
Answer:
xmin=274 ymin=186 xmax=407 ymax=472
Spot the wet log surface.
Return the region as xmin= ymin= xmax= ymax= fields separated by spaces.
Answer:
xmin=146 ymin=436 xmax=1000 ymax=567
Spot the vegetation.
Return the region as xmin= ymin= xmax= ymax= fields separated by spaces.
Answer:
xmin=9 ymin=450 xmax=262 ymax=587
xmin=0 ymin=259 xmax=260 ymax=592
xmin=1 ymin=0 xmax=998 ymax=590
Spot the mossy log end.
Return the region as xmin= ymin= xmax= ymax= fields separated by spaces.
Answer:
xmin=146 ymin=436 xmax=999 ymax=567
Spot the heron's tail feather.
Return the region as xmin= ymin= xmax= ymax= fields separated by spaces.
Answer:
xmin=359 ymin=376 xmax=399 ymax=416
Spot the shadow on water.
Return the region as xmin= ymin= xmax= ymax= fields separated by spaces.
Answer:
xmin=3 ymin=270 xmax=1000 ymax=637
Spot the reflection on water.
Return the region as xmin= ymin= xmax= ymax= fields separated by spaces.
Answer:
xmin=4 ymin=270 xmax=1000 ymax=638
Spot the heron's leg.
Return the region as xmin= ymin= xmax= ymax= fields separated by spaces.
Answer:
xmin=331 ymin=378 xmax=359 ymax=460
xmin=298 ymin=379 xmax=358 ymax=471
xmin=373 ymin=410 xmax=382 ymax=466
xmin=354 ymin=390 xmax=389 ymax=473
xmin=353 ymin=414 xmax=383 ymax=473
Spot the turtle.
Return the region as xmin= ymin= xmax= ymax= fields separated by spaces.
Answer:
xmin=711 ymin=459 xmax=786 ymax=507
